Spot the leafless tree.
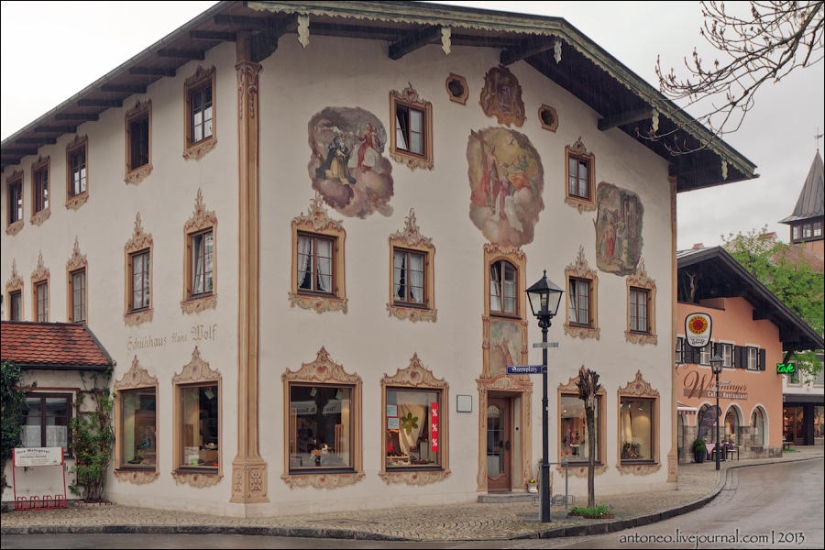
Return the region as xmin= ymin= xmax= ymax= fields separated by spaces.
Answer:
xmin=575 ymin=365 xmax=601 ymax=509
xmin=652 ymin=1 xmax=823 ymax=151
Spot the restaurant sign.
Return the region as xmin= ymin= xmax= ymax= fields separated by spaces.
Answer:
xmin=685 ymin=312 xmax=712 ymax=348
xmin=777 ymin=363 xmax=796 ymax=374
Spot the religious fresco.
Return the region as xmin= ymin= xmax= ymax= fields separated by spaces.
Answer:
xmin=593 ymin=182 xmax=643 ymax=275
xmin=489 ymin=319 xmax=522 ymax=377
xmin=479 ymin=65 xmax=526 ymax=127
xmin=467 ymin=128 xmax=544 ymax=247
xmin=307 ymin=107 xmax=394 ymax=218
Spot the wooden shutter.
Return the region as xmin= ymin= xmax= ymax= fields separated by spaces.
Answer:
xmin=758 ymin=349 xmax=766 ymax=371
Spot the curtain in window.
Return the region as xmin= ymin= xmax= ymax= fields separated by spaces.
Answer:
xmin=396 ymin=106 xmax=409 ymax=150
xmin=193 ymin=232 xmax=213 ymax=294
xmin=394 ymin=251 xmax=405 ymax=299
xmin=409 ymin=253 xmax=423 ymax=303
xmin=503 ymin=264 xmax=516 ymax=313
xmin=298 ymin=236 xmax=312 ymax=289
xmin=316 ymin=238 xmax=332 ymax=292
xmin=397 ymin=404 xmax=425 ymax=454
xmin=409 ymin=109 xmax=423 ymax=154
xmin=490 ymin=264 xmax=501 ymax=311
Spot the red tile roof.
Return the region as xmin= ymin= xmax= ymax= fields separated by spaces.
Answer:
xmin=1 ymin=321 xmax=112 ymax=370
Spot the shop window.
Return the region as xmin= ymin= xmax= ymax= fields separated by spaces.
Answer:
xmin=66 ymin=135 xmax=89 ymax=210
xmin=490 ymin=259 xmax=517 ymax=316
xmin=384 ymin=389 xmax=441 ymax=469
xmin=619 ymin=397 xmax=655 ymax=461
xmin=389 ymin=84 xmax=433 ymax=170
xmin=814 ymin=406 xmax=824 ymax=440
xmin=560 ymin=393 xmax=602 ymax=464
xmin=387 ymin=208 xmax=436 ymax=322
xmin=724 ymin=407 xmax=739 ymax=445
xmin=289 ymin=196 xmax=347 ymax=314
xmin=22 ymin=393 xmax=71 ymax=452
xmin=750 ymin=407 xmax=766 ymax=446
xmin=124 ymin=100 xmax=152 ymax=185
xmin=288 ymin=384 xmax=355 ymax=471
xmin=177 ymin=383 xmax=219 ymax=470
xmin=119 ymin=388 xmax=157 ymax=469
xmin=183 ymin=66 xmax=217 ymax=160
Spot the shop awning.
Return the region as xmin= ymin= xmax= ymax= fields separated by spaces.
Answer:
xmin=677 ymin=401 xmax=698 ymax=416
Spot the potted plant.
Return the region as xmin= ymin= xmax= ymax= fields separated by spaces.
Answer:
xmin=692 ymin=438 xmax=707 ymax=463
xmin=527 ymin=477 xmax=537 ymax=493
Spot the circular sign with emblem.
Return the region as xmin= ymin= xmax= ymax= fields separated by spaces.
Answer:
xmin=685 ymin=312 xmax=712 ymax=348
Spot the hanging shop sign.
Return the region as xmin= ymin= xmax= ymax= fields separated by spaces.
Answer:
xmin=776 ymin=363 xmax=796 ymax=374
xmin=685 ymin=312 xmax=712 ymax=348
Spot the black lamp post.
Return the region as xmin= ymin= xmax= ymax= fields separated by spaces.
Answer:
xmin=526 ymin=270 xmax=564 ymax=523
xmin=710 ymin=354 xmax=724 ymax=471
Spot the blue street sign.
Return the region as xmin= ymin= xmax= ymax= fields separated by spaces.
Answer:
xmin=506 ymin=365 xmax=544 ymax=375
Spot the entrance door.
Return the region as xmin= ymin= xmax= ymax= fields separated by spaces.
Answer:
xmin=487 ymin=397 xmax=511 ymax=492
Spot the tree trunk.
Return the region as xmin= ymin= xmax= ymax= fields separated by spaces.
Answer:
xmin=586 ymin=407 xmax=596 ymax=509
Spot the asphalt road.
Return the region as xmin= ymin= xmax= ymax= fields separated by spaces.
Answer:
xmin=2 ymin=458 xmax=822 ymax=549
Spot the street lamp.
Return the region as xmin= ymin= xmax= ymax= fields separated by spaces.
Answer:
xmin=710 ymin=354 xmax=724 ymax=471
xmin=526 ymin=270 xmax=564 ymax=523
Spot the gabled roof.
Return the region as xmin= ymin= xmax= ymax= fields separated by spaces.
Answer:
xmin=0 ymin=0 xmax=757 ymax=191
xmin=779 ymin=150 xmax=825 ymax=224
xmin=676 ymin=247 xmax=824 ymax=352
xmin=0 ymin=321 xmax=113 ymax=371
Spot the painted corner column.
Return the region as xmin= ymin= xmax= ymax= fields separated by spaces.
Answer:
xmin=667 ymin=174 xmax=678 ymax=483
xmin=231 ymin=31 xmax=268 ymax=504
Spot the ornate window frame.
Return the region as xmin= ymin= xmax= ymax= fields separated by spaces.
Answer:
xmin=281 ymin=347 xmax=364 ymax=490
xmin=616 ymin=370 xmax=660 ymax=476
xmin=124 ymin=99 xmax=153 ymax=185
xmin=6 ymin=170 xmax=24 ymax=235
xmin=31 ymin=156 xmax=51 ymax=226
xmin=556 ymin=374 xmax=608 ymax=478
xmin=183 ymin=66 xmax=217 ymax=160
xmin=564 ymin=138 xmax=596 ymax=213
xmin=30 ymin=251 xmax=50 ymax=322
xmin=172 ymin=347 xmax=223 ymax=488
xmin=114 ymin=356 xmax=160 ymax=485
xmin=6 ymin=259 xmax=24 ymax=320
xmin=388 ymin=208 xmax=436 ymax=322
xmin=124 ymin=213 xmax=153 ymax=326
xmin=66 ymin=237 xmax=88 ymax=324
xmin=379 ymin=353 xmax=450 ymax=485
xmin=389 ymin=83 xmax=434 ymax=170
xmin=182 ymin=188 xmax=217 ymax=314
xmin=289 ymin=194 xmax=347 ymax=314
xmin=484 ymin=244 xmax=526 ymax=321
xmin=564 ymin=246 xmax=600 ymax=340
xmin=625 ymin=259 xmax=657 ymax=345
xmin=66 ymin=135 xmax=89 ymax=210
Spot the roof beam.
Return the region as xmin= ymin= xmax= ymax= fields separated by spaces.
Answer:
xmin=214 ymin=14 xmax=275 ymax=29
xmin=34 ymin=125 xmax=77 ymax=133
xmin=250 ymin=16 xmax=296 ymax=63
xmin=55 ymin=113 xmax=100 ymax=122
xmin=100 ymin=84 xmax=148 ymax=94
xmin=14 ymin=137 xmax=56 ymax=145
xmin=129 ymin=66 xmax=177 ymax=77
xmin=2 ymin=147 xmax=38 ymax=156
xmin=598 ymin=108 xmax=656 ymax=131
xmin=77 ymin=99 xmax=123 ymax=108
xmin=500 ymin=36 xmax=555 ymax=66
xmin=190 ymin=30 xmax=237 ymax=41
xmin=388 ymin=25 xmax=441 ymax=60
xmin=157 ymin=48 xmax=205 ymax=60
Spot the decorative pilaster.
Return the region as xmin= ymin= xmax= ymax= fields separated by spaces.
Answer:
xmin=230 ymin=32 xmax=268 ymax=505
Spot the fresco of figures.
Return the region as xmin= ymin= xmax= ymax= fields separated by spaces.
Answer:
xmin=594 ymin=182 xmax=643 ymax=276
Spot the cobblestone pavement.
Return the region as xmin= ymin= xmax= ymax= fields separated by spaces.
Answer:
xmin=2 ymin=447 xmax=822 ymax=541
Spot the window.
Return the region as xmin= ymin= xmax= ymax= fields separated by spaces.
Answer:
xmin=290 ymin=196 xmax=347 ymax=313
xmin=119 ymin=389 xmax=157 ymax=469
xmin=66 ymin=135 xmax=88 ymax=209
xmin=70 ymin=268 xmax=87 ymax=322
xmin=297 ymin=233 xmax=335 ymax=294
xmin=188 ymin=230 xmax=214 ymax=297
xmin=125 ymin=100 xmax=152 ymax=184
xmin=788 ymin=368 xmax=801 ymax=385
xmin=568 ymin=278 xmax=592 ymax=326
xmin=384 ymin=389 xmax=441 ymax=469
xmin=792 ymin=225 xmax=801 ymax=241
xmin=747 ymin=347 xmax=758 ymax=371
xmin=9 ymin=289 xmax=22 ymax=321
xmin=751 ymin=408 xmax=766 ymax=446
xmin=288 ymin=384 xmax=355 ymax=471
xmin=32 ymin=158 xmax=49 ymax=219
xmin=129 ymin=250 xmax=151 ymax=312
xmin=22 ymin=394 xmax=71 ymax=452
xmin=178 ymin=384 xmax=219 ymax=470
xmin=724 ymin=408 xmax=739 ymax=445
xmin=699 ymin=342 xmax=711 ymax=365
xmin=34 ymin=281 xmax=48 ymax=322
xmin=715 ymin=342 xmax=733 ymax=368
xmin=629 ymin=287 xmax=649 ymax=332
xmin=568 ymin=155 xmax=590 ymax=199
xmin=393 ymin=249 xmax=425 ymax=306
xmin=184 ymin=66 xmax=217 ymax=160
xmin=675 ymin=337 xmax=684 ymax=364
xmin=7 ymin=174 xmax=23 ymax=226
xmin=490 ymin=259 xmax=517 ymax=316
xmin=389 ymin=85 xmax=433 ymax=170
xmin=565 ymin=139 xmax=595 ymax=207
xmin=619 ymin=397 xmax=655 ymax=461
xmin=814 ymin=220 xmax=823 ymax=238
xmin=560 ymin=394 xmax=602 ymax=463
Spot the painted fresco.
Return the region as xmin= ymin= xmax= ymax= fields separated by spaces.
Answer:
xmin=489 ymin=319 xmax=522 ymax=377
xmin=307 ymin=107 xmax=394 ymax=218
xmin=467 ymin=128 xmax=544 ymax=247
xmin=594 ymin=182 xmax=643 ymax=275
xmin=479 ymin=66 xmax=526 ymax=127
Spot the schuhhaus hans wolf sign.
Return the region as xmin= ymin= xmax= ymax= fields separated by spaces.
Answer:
xmin=685 ymin=312 xmax=712 ymax=348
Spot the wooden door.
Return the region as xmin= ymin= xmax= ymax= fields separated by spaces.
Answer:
xmin=487 ymin=397 xmax=512 ymax=492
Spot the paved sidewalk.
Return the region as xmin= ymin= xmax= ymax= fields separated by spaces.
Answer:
xmin=2 ymin=446 xmax=822 ymax=541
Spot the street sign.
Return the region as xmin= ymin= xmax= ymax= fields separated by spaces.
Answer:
xmin=506 ymin=365 xmax=544 ymax=375
xmin=532 ymin=342 xmax=559 ymax=348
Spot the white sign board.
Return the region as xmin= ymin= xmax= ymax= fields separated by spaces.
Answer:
xmin=13 ymin=447 xmax=63 ymax=467
xmin=685 ymin=312 xmax=712 ymax=348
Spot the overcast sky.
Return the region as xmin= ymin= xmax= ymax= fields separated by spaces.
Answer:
xmin=2 ymin=1 xmax=823 ymax=250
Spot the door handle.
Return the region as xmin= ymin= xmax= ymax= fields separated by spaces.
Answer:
xmin=505 ymin=440 xmax=511 ymax=450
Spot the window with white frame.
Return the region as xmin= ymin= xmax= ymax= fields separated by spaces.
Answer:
xmin=23 ymin=393 xmax=71 ymax=452
xmin=568 ymin=277 xmax=592 ymax=326
xmin=490 ymin=259 xmax=517 ymax=316
xmin=629 ymin=287 xmax=649 ymax=333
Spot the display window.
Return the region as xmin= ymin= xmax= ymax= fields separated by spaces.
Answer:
xmin=559 ymin=394 xmax=601 ymax=463
xmin=119 ymin=388 xmax=157 ymax=468
xmin=619 ymin=398 xmax=654 ymax=461
xmin=288 ymin=384 xmax=354 ymax=471
xmin=179 ymin=384 xmax=219 ymax=469
xmin=384 ymin=389 xmax=441 ymax=468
